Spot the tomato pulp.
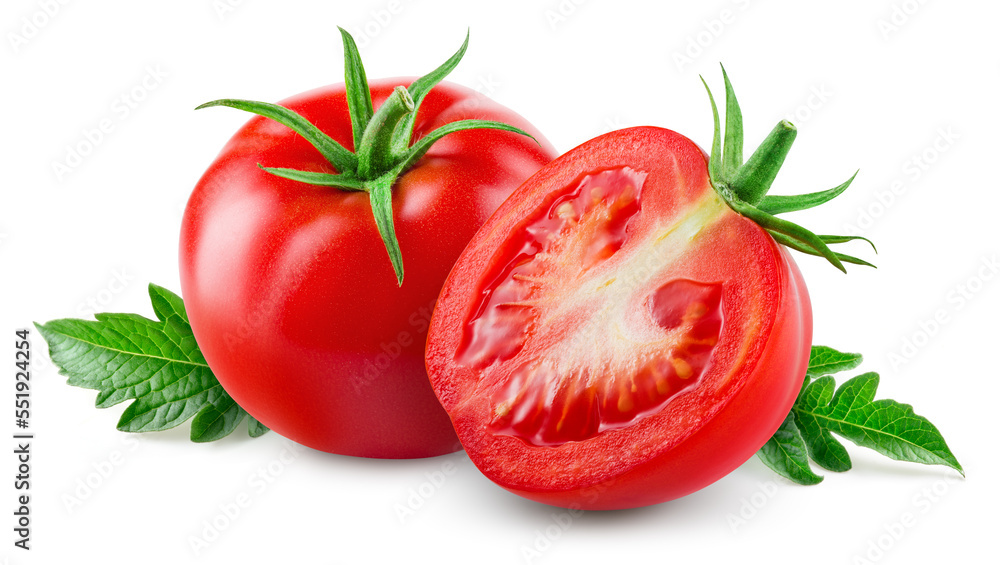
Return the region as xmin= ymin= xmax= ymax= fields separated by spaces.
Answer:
xmin=180 ymin=80 xmax=556 ymax=458
xmin=426 ymin=126 xmax=812 ymax=508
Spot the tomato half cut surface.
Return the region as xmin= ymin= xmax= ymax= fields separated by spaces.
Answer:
xmin=426 ymin=126 xmax=813 ymax=509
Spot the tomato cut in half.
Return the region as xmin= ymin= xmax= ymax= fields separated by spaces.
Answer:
xmin=426 ymin=68 xmax=872 ymax=507
xmin=427 ymin=124 xmax=813 ymax=508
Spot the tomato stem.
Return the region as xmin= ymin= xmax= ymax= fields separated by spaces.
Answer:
xmin=731 ymin=121 xmax=796 ymax=206
xmin=356 ymin=86 xmax=415 ymax=179
xmin=195 ymin=29 xmax=536 ymax=285
xmin=701 ymin=66 xmax=874 ymax=272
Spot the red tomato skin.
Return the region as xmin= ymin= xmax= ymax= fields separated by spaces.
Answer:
xmin=180 ymin=79 xmax=556 ymax=458
xmin=426 ymin=126 xmax=812 ymax=507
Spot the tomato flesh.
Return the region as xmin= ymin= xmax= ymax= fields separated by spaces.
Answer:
xmin=426 ymin=126 xmax=811 ymax=508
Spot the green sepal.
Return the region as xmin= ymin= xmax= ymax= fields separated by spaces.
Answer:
xmin=393 ymin=119 xmax=535 ymax=176
xmin=769 ymin=232 xmax=876 ymax=269
xmin=700 ymin=76 xmax=723 ymax=185
xmin=721 ymin=65 xmax=743 ymax=179
xmin=339 ymin=27 xmax=375 ymax=151
xmin=726 ymin=197 xmax=847 ymax=272
xmin=259 ymin=166 xmax=366 ymax=191
xmin=819 ymin=234 xmax=877 ymax=254
xmin=196 ymin=99 xmax=358 ymax=173
xmin=367 ymin=175 xmax=404 ymax=285
xmin=757 ymin=171 xmax=857 ymax=215
xmin=390 ymin=30 xmax=470 ymax=156
xmin=700 ymin=69 xmax=873 ymax=272
xmin=197 ymin=30 xmax=535 ymax=285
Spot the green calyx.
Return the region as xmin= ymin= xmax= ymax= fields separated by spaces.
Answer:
xmin=196 ymin=29 xmax=534 ymax=285
xmin=700 ymin=66 xmax=875 ymax=273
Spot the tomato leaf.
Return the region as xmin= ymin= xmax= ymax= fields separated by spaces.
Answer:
xmin=795 ymin=372 xmax=963 ymax=474
xmin=806 ymin=345 xmax=863 ymax=378
xmin=757 ymin=412 xmax=824 ymax=485
xmin=759 ymin=345 xmax=963 ymax=485
xmin=793 ymin=376 xmax=854 ymax=472
xmin=35 ymin=284 xmax=267 ymax=442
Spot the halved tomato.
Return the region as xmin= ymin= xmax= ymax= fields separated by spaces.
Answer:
xmin=425 ymin=71 xmax=867 ymax=508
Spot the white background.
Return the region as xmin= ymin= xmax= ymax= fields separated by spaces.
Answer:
xmin=2 ymin=0 xmax=996 ymax=563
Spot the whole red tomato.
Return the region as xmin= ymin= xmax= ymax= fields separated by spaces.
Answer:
xmin=425 ymin=70 xmax=868 ymax=507
xmin=179 ymin=32 xmax=556 ymax=458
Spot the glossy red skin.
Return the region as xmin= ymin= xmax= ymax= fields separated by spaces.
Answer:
xmin=426 ymin=126 xmax=812 ymax=508
xmin=180 ymin=79 xmax=557 ymax=458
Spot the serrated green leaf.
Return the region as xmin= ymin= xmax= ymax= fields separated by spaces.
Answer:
xmin=248 ymin=416 xmax=270 ymax=438
xmin=807 ymin=346 xmax=863 ymax=378
xmin=36 ymin=284 xmax=267 ymax=442
xmin=190 ymin=395 xmax=246 ymax=442
xmin=793 ymin=376 xmax=854 ymax=472
xmin=796 ymin=372 xmax=964 ymax=474
xmin=757 ymin=412 xmax=824 ymax=485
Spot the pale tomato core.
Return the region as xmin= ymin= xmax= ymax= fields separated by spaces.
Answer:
xmin=455 ymin=167 xmax=725 ymax=447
